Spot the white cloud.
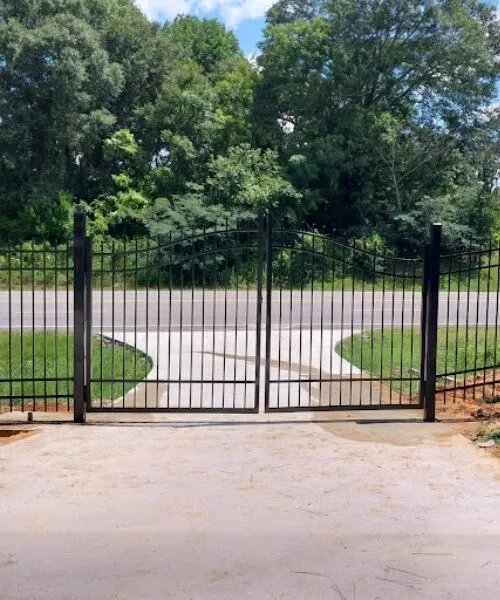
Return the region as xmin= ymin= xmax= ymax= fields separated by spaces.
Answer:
xmin=219 ymin=0 xmax=275 ymax=26
xmin=135 ymin=0 xmax=275 ymax=27
xmin=246 ymin=52 xmax=264 ymax=72
xmin=139 ymin=0 xmax=500 ymax=28
xmin=135 ymin=0 xmax=190 ymax=20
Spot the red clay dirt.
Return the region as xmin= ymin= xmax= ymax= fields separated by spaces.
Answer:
xmin=436 ymin=373 xmax=500 ymax=420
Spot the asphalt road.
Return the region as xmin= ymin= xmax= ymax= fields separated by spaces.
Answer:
xmin=1 ymin=290 xmax=500 ymax=331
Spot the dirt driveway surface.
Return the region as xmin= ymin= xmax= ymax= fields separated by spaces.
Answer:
xmin=1 ymin=417 xmax=500 ymax=600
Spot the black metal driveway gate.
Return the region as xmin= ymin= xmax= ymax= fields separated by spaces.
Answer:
xmin=263 ymin=221 xmax=428 ymax=413
xmin=69 ymin=213 xmax=442 ymax=422
xmin=80 ymin=219 xmax=266 ymax=415
xmin=1 ymin=212 xmax=448 ymax=422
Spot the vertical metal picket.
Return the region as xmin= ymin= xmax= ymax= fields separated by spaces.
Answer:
xmin=423 ymin=223 xmax=442 ymax=423
xmin=73 ymin=212 xmax=87 ymax=423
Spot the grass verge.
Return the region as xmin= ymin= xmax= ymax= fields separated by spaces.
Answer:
xmin=336 ymin=326 xmax=500 ymax=395
xmin=0 ymin=331 xmax=152 ymax=409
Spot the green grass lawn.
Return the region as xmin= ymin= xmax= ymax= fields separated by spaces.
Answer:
xmin=336 ymin=327 xmax=500 ymax=393
xmin=0 ymin=331 xmax=152 ymax=407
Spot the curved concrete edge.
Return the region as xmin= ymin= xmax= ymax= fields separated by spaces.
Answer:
xmin=98 ymin=329 xmax=362 ymax=410
xmin=90 ymin=334 xmax=154 ymax=408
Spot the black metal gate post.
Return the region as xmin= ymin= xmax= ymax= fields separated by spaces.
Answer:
xmin=423 ymin=223 xmax=442 ymax=422
xmin=73 ymin=212 xmax=87 ymax=423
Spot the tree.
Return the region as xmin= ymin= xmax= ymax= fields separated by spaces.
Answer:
xmin=144 ymin=144 xmax=301 ymax=236
xmin=82 ymin=128 xmax=149 ymax=237
xmin=70 ymin=0 xmax=184 ymax=203
xmin=88 ymin=0 xmax=183 ymax=125
xmin=0 ymin=0 xmax=123 ymax=241
xmin=256 ymin=0 xmax=500 ymax=240
xmin=392 ymin=184 xmax=500 ymax=253
xmin=163 ymin=15 xmax=241 ymax=74
xmin=212 ymin=57 xmax=258 ymax=150
xmin=134 ymin=53 xmax=258 ymax=200
xmin=136 ymin=61 xmax=221 ymax=199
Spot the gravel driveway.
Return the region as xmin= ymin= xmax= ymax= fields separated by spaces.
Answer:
xmin=1 ymin=417 xmax=499 ymax=599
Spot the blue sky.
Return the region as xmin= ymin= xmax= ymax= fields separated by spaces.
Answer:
xmin=136 ymin=0 xmax=500 ymax=56
xmin=234 ymin=18 xmax=266 ymax=55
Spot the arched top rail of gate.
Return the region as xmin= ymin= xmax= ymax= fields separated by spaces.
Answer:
xmin=271 ymin=228 xmax=423 ymax=281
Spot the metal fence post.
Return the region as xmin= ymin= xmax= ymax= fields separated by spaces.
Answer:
xmin=74 ymin=212 xmax=87 ymax=423
xmin=423 ymin=223 xmax=442 ymax=423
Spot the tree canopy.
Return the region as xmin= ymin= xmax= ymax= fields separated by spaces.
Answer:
xmin=257 ymin=0 xmax=500 ymax=248
xmin=0 ymin=0 xmax=499 ymax=253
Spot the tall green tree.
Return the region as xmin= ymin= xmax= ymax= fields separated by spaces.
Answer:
xmin=0 ymin=0 xmax=123 ymax=240
xmin=256 ymin=0 xmax=500 ymax=240
xmin=144 ymin=144 xmax=301 ymax=236
xmin=71 ymin=0 xmax=183 ymax=204
xmin=163 ymin=15 xmax=241 ymax=73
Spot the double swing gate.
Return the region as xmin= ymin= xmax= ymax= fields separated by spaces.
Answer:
xmin=3 ymin=213 xmax=499 ymax=422
xmin=74 ymin=214 xmax=433 ymax=420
